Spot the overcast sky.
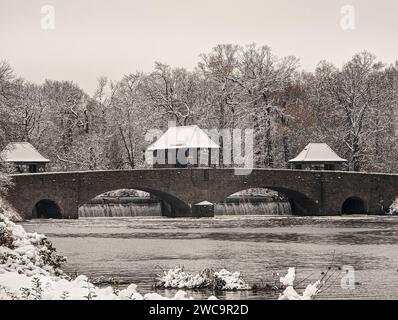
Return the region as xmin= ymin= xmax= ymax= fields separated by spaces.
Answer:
xmin=1 ymin=0 xmax=397 ymax=94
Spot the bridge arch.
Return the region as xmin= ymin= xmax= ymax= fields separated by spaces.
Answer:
xmin=32 ymin=199 xmax=62 ymax=219
xmin=341 ymin=196 xmax=367 ymax=215
xmin=79 ymin=186 xmax=191 ymax=217
xmin=220 ymin=186 xmax=319 ymax=216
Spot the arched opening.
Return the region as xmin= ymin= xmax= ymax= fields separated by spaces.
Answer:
xmin=32 ymin=199 xmax=62 ymax=219
xmin=218 ymin=188 xmax=292 ymax=216
xmin=221 ymin=187 xmax=319 ymax=216
xmin=342 ymin=197 xmax=366 ymax=215
xmin=79 ymin=188 xmax=189 ymax=217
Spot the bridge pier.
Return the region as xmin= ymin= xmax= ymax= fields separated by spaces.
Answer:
xmin=161 ymin=201 xmax=215 ymax=217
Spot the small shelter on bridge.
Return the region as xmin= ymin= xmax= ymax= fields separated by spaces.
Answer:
xmin=288 ymin=143 xmax=347 ymax=170
xmin=0 ymin=142 xmax=50 ymax=173
xmin=146 ymin=125 xmax=220 ymax=168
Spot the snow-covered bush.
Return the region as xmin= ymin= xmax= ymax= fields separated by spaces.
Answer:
xmin=0 ymin=172 xmax=12 ymax=195
xmin=0 ymin=198 xmax=21 ymax=222
xmin=0 ymin=213 xmax=66 ymax=277
xmin=155 ymin=267 xmax=250 ymax=291
xmin=387 ymin=198 xmax=398 ymax=215
xmin=0 ymin=161 xmax=13 ymax=196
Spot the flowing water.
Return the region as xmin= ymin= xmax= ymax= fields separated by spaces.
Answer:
xmin=21 ymin=215 xmax=398 ymax=300
xmin=79 ymin=200 xmax=292 ymax=217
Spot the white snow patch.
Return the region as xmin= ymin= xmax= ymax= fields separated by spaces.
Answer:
xmin=279 ymin=267 xmax=295 ymax=286
xmin=278 ymin=280 xmax=321 ymax=300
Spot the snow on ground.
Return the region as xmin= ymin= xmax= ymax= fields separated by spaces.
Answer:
xmin=0 ymin=272 xmax=215 ymax=300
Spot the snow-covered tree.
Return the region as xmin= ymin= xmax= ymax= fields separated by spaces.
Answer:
xmin=312 ymin=52 xmax=396 ymax=171
xmin=229 ymin=44 xmax=299 ymax=167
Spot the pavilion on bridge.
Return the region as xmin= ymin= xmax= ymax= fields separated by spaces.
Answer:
xmin=288 ymin=143 xmax=347 ymax=170
xmin=146 ymin=125 xmax=220 ymax=168
xmin=0 ymin=142 xmax=50 ymax=173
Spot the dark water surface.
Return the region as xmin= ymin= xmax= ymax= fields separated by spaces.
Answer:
xmin=21 ymin=216 xmax=398 ymax=299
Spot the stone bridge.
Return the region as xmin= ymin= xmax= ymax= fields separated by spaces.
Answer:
xmin=5 ymin=168 xmax=398 ymax=219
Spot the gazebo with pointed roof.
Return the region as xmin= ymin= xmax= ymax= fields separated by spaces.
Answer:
xmin=0 ymin=142 xmax=50 ymax=173
xmin=288 ymin=143 xmax=347 ymax=170
xmin=146 ymin=125 xmax=220 ymax=168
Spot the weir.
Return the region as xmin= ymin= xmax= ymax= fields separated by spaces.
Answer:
xmin=78 ymin=200 xmax=292 ymax=217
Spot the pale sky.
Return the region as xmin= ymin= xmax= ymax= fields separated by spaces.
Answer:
xmin=1 ymin=0 xmax=398 ymax=94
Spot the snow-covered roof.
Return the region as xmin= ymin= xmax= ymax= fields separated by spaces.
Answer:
xmin=0 ymin=142 xmax=50 ymax=163
xmin=289 ymin=143 xmax=347 ymax=163
xmin=146 ymin=125 xmax=220 ymax=151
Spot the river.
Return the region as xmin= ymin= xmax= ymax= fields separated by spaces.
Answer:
xmin=21 ymin=215 xmax=398 ymax=300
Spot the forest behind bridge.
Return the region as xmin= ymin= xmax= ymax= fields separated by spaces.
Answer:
xmin=1 ymin=44 xmax=397 ymax=178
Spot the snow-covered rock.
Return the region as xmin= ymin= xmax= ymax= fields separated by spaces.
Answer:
xmin=213 ymin=269 xmax=250 ymax=290
xmin=156 ymin=267 xmax=250 ymax=291
xmin=156 ymin=267 xmax=211 ymax=289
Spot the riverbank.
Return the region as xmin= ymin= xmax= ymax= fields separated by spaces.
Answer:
xmin=1 ymin=205 xmax=325 ymax=300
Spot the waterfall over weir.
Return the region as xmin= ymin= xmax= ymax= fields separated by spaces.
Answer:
xmin=78 ymin=196 xmax=292 ymax=217
xmin=215 ymin=201 xmax=292 ymax=216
